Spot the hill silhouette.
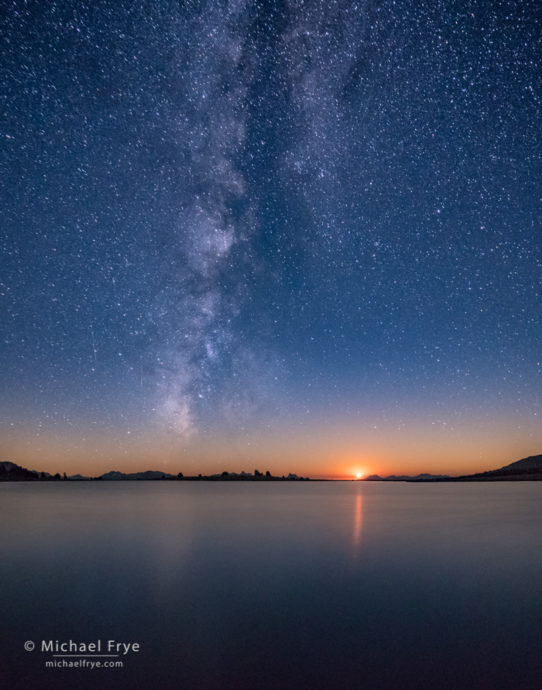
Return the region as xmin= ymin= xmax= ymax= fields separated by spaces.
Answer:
xmin=409 ymin=454 xmax=542 ymax=481
xmin=0 ymin=462 xmax=309 ymax=482
xmin=0 ymin=461 xmax=41 ymax=481
xmin=3 ymin=456 xmax=542 ymax=482
xmin=364 ymin=473 xmax=449 ymax=481
xmin=499 ymin=454 xmax=542 ymax=473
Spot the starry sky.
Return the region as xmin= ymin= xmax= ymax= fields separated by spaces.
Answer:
xmin=1 ymin=0 xmax=541 ymax=477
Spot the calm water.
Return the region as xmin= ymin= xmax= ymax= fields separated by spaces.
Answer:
xmin=1 ymin=481 xmax=542 ymax=689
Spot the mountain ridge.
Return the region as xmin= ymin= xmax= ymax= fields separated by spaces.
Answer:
xmin=408 ymin=454 xmax=542 ymax=481
xmin=0 ymin=462 xmax=310 ymax=481
xmin=2 ymin=455 xmax=542 ymax=482
xmin=364 ymin=473 xmax=450 ymax=481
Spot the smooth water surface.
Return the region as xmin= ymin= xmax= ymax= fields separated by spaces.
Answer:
xmin=1 ymin=481 xmax=542 ymax=689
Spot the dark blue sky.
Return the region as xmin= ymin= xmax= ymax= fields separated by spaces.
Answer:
xmin=1 ymin=0 xmax=541 ymax=473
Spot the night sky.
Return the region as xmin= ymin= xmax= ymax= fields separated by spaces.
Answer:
xmin=2 ymin=0 xmax=541 ymax=477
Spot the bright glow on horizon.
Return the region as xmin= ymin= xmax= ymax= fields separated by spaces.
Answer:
xmin=2 ymin=415 xmax=542 ymax=479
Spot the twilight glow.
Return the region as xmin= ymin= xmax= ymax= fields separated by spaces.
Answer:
xmin=1 ymin=0 xmax=541 ymax=477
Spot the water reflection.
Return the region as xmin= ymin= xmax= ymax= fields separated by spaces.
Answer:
xmin=2 ymin=482 xmax=542 ymax=690
xmin=352 ymin=491 xmax=363 ymax=557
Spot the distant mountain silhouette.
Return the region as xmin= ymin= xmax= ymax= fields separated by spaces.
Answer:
xmin=100 ymin=470 xmax=175 ymax=480
xmin=367 ymin=457 xmax=542 ymax=482
xmin=0 ymin=461 xmax=41 ymax=481
xmin=499 ymin=455 xmax=542 ymax=473
xmin=5 ymin=455 xmax=541 ymax=483
xmin=364 ymin=473 xmax=450 ymax=481
xmin=0 ymin=461 xmax=309 ymax=482
xmin=410 ymin=454 xmax=542 ymax=481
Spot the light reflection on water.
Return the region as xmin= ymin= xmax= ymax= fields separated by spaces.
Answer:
xmin=1 ymin=481 xmax=542 ymax=689
xmin=352 ymin=491 xmax=363 ymax=557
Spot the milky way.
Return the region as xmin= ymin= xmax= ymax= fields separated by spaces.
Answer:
xmin=1 ymin=0 xmax=541 ymax=454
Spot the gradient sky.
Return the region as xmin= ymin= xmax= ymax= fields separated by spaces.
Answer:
xmin=1 ymin=0 xmax=541 ymax=478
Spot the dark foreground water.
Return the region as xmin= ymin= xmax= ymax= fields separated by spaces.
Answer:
xmin=1 ymin=481 xmax=542 ymax=690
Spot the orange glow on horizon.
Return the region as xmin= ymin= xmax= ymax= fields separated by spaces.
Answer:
xmin=2 ymin=414 xmax=541 ymax=479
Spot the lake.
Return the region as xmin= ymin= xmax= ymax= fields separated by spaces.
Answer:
xmin=1 ymin=481 xmax=542 ymax=689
